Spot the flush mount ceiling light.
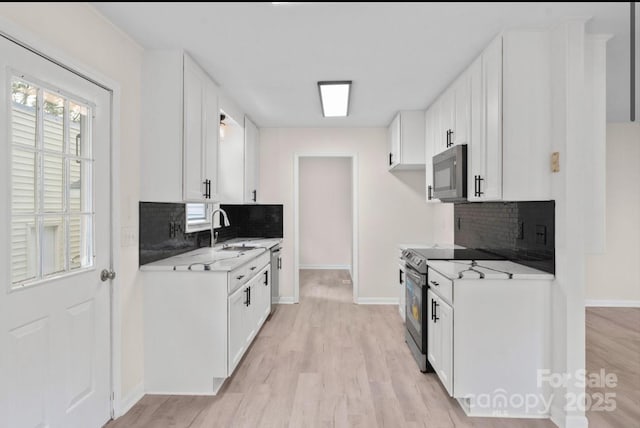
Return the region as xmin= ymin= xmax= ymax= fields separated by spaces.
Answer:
xmin=317 ymin=81 xmax=352 ymax=117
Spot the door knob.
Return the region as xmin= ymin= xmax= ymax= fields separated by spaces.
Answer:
xmin=100 ymin=269 xmax=116 ymax=282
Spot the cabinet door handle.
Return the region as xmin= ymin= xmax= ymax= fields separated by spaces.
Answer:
xmin=431 ymin=298 xmax=435 ymax=321
xmin=201 ymin=179 xmax=211 ymax=199
xmin=427 ymin=185 xmax=433 ymax=201
xmin=252 ymin=189 xmax=257 ymax=202
xmin=399 ymin=269 xmax=404 ymax=285
xmin=389 ymin=152 xmax=393 ymax=166
xmin=475 ymin=175 xmax=484 ymax=197
xmin=236 ymin=275 xmax=245 ymax=281
xmin=264 ymin=270 xmax=269 ymax=286
xmin=248 ymin=286 xmax=251 ymax=306
xmin=434 ymin=301 xmax=440 ymax=323
xmin=244 ymin=287 xmax=250 ymax=306
xmin=430 ymin=280 xmax=439 ymax=287
xmin=278 ymin=257 xmax=282 ymax=270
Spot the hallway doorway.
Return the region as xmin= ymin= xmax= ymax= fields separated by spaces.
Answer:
xmin=293 ymin=154 xmax=358 ymax=303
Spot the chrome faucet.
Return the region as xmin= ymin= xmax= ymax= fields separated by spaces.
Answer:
xmin=210 ymin=208 xmax=230 ymax=247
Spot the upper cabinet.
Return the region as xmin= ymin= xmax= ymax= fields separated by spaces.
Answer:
xmin=425 ymin=29 xmax=553 ymax=203
xmin=217 ymin=112 xmax=260 ymax=204
xmin=424 ymin=106 xmax=438 ymax=202
xmin=468 ymin=31 xmax=552 ymax=201
xmin=244 ymin=116 xmax=259 ymax=203
xmin=141 ymin=51 xmax=219 ymax=203
xmin=387 ymin=111 xmax=425 ymax=170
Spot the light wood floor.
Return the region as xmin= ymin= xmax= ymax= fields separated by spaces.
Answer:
xmin=586 ymin=307 xmax=640 ymax=428
xmin=107 ymin=271 xmax=639 ymax=428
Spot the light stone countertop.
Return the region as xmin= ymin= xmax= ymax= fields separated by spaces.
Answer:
xmin=427 ymin=260 xmax=555 ymax=280
xmin=140 ymin=238 xmax=282 ymax=272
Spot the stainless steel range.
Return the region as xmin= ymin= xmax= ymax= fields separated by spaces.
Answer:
xmin=401 ymin=247 xmax=505 ymax=372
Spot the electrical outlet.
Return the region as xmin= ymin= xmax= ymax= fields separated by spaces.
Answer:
xmin=535 ymin=225 xmax=547 ymax=245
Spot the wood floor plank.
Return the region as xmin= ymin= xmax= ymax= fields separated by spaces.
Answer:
xmin=107 ymin=271 xmax=639 ymax=428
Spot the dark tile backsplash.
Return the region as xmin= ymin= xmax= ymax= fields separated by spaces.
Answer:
xmin=218 ymin=204 xmax=283 ymax=242
xmin=139 ymin=202 xmax=211 ymax=265
xmin=454 ymin=201 xmax=555 ymax=274
xmin=139 ymin=202 xmax=284 ymax=266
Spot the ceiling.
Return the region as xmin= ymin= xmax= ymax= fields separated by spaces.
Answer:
xmin=94 ymin=2 xmax=635 ymax=127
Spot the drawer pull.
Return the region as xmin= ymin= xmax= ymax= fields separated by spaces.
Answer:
xmin=430 ymin=280 xmax=440 ymax=287
xmin=250 ymin=266 xmax=257 ymax=271
xmin=236 ymin=275 xmax=245 ymax=280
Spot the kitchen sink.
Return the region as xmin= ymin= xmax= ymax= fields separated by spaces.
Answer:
xmin=219 ymin=245 xmax=257 ymax=252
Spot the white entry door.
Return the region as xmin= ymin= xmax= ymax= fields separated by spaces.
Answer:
xmin=0 ymin=36 xmax=112 ymax=428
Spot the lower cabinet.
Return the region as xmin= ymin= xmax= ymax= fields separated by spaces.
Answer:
xmin=143 ymin=251 xmax=271 ymax=395
xmin=228 ymin=264 xmax=270 ymax=375
xmin=426 ymin=265 xmax=552 ymax=418
xmin=427 ymin=289 xmax=453 ymax=395
xmin=228 ymin=283 xmax=250 ymax=373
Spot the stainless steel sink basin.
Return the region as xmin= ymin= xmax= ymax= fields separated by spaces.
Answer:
xmin=220 ymin=245 xmax=257 ymax=252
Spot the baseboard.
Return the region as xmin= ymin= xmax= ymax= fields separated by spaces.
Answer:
xmin=117 ymin=381 xmax=144 ymax=417
xmin=356 ymin=297 xmax=399 ymax=305
xmin=299 ymin=264 xmax=351 ymax=271
xmin=273 ymin=296 xmax=296 ymax=304
xmin=585 ymin=299 xmax=640 ymax=308
xmin=144 ymin=390 xmax=218 ymax=396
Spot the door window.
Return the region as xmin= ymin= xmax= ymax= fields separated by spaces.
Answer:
xmin=10 ymin=77 xmax=94 ymax=288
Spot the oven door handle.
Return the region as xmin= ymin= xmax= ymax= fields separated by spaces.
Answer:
xmin=404 ymin=265 xmax=425 ymax=286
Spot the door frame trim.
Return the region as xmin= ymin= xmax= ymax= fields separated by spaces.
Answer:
xmin=293 ymin=153 xmax=359 ymax=304
xmin=0 ymin=15 xmax=124 ymax=420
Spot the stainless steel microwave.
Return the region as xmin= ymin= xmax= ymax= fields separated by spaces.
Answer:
xmin=432 ymin=144 xmax=467 ymax=202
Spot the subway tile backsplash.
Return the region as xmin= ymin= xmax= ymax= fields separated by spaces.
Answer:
xmin=139 ymin=202 xmax=284 ymax=266
xmin=454 ymin=201 xmax=555 ymax=274
xmin=218 ymin=204 xmax=283 ymax=241
xmin=139 ymin=202 xmax=210 ymax=265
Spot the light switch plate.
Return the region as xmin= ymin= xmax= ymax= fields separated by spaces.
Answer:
xmin=551 ymin=152 xmax=560 ymax=173
xmin=121 ymin=226 xmax=138 ymax=247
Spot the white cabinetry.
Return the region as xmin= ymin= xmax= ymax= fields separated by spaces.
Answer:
xmin=452 ymin=72 xmax=471 ymax=147
xmin=425 ymin=30 xmax=553 ymax=203
xmin=218 ymin=114 xmax=260 ymax=204
xmin=244 ymin=116 xmax=259 ymax=203
xmin=424 ymin=73 xmax=471 ymax=202
xmin=427 ymin=288 xmax=453 ymax=396
xmin=227 ymin=263 xmax=270 ymax=374
xmin=424 ymin=106 xmax=438 ymax=202
xmin=468 ymin=32 xmax=552 ymax=201
xmin=388 ymin=111 xmax=425 ymax=170
xmin=426 ymin=265 xmax=551 ymax=417
xmin=468 ymin=52 xmax=502 ymax=201
xmin=228 ymin=283 xmax=248 ymax=373
xmin=143 ymin=251 xmax=271 ymax=395
xmin=141 ymin=50 xmax=219 ymax=202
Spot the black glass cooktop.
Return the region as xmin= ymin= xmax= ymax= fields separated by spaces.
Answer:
xmin=409 ymin=248 xmax=507 ymax=261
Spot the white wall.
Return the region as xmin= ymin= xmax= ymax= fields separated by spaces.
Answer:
xmin=0 ymin=2 xmax=144 ymax=406
xmin=259 ymin=128 xmax=453 ymax=300
xmin=299 ymin=157 xmax=352 ymax=269
xmin=586 ymin=123 xmax=640 ymax=304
